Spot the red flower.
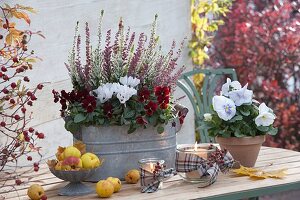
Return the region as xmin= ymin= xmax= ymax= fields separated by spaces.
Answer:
xmin=103 ymin=102 xmax=113 ymax=118
xmin=138 ymin=87 xmax=151 ymax=102
xmin=144 ymin=101 xmax=158 ymax=116
xmin=136 ymin=116 xmax=147 ymax=125
xmin=82 ymin=95 xmax=96 ymax=113
xmin=154 ymin=86 xmax=170 ymax=98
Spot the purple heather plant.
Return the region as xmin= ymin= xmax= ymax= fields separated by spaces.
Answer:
xmin=57 ymin=11 xmax=187 ymax=134
xmin=65 ymin=12 xmax=186 ymax=91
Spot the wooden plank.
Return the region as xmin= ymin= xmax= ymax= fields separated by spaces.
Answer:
xmin=2 ymin=147 xmax=300 ymax=200
xmin=4 ymin=161 xmax=300 ymax=199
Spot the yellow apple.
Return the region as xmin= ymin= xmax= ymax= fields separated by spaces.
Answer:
xmin=61 ymin=156 xmax=82 ymax=170
xmin=107 ymin=177 xmax=122 ymax=192
xmin=125 ymin=169 xmax=140 ymax=184
xmin=63 ymin=146 xmax=81 ymax=158
xmin=27 ymin=184 xmax=45 ymax=200
xmin=81 ymin=153 xmax=101 ymax=169
xmin=96 ymin=180 xmax=114 ymax=198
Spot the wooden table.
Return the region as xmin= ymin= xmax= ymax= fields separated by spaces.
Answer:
xmin=1 ymin=146 xmax=300 ymax=200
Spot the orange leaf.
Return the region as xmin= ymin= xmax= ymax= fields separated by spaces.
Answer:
xmin=74 ymin=141 xmax=86 ymax=155
xmin=5 ymin=33 xmax=14 ymax=45
xmin=12 ymin=11 xmax=31 ymax=24
xmin=56 ymin=146 xmax=66 ymax=161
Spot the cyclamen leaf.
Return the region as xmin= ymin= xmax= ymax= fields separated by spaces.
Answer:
xmin=74 ymin=113 xmax=86 ymax=123
xmin=157 ymin=126 xmax=164 ymax=134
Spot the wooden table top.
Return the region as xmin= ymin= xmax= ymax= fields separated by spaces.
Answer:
xmin=1 ymin=146 xmax=300 ymax=200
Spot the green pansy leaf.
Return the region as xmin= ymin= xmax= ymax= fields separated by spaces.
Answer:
xmin=268 ymin=127 xmax=278 ymax=135
xmin=229 ymin=115 xmax=243 ymax=122
xmin=74 ymin=113 xmax=86 ymax=123
xmin=256 ymin=126 xmax=269 ymax=132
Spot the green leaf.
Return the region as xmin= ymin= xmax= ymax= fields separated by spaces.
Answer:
xmin=65 ymin=120 xmax=80 ymax=133
xmin=229 ymin=115 xmax=243 ymax=122
xmin=256 ymin=126 xmax=269 ymax=132
xmin=124 ymin=109 xmax=135 ymax=119
xmin=234 ymin=128 xmax=245 ymax=137
xmin=74 ymin=113 xmax=86 ymax=123
xmin=128 ymin=124 xmax=137 ymax=134
xmin=239 ymin=109 xmax=250 ymax=116
xmin=98 ymin=118 xmax=105 ymax=125
xmin=157 ymin=126 xmax=164 ymax=134
xmin=268 ymin=127 xmax=278 ymax=135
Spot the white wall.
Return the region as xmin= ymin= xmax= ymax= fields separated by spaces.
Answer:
xmin=6 ymin=0 xmax=194 ymax=164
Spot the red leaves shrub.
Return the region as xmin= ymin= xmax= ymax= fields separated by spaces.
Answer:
xmin=208 ymin=0 xmax=300 ymax=150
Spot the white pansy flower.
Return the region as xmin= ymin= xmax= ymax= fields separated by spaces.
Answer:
xmin=116 ymin=85 xmax=137 ymax=104
xmin=212 ymin=96 xmax=236 ymax=121
xmin=255 ymin=103 xmax=276 ymax=126
xmin=221 ymin=78 xmax=242 ymax=96
xmin=93 ymin=84 xmax=113 ymax=103
xmin=203 ymin=113 xmax=212 ymax=121
xmin=119 ymin=76 xmax=140 ymax=88
xmin=228 ymin=83 xmax=253 ymax=106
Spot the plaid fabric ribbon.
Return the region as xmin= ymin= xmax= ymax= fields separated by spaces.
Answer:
xmin=140 ymin=168 xmax=177 ymax=193
xmin=176 ymin=149 xmax=234 ymax=187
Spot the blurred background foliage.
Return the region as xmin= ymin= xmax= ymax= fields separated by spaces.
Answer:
xmin=190 ymin=0 xmax=300 ymax=151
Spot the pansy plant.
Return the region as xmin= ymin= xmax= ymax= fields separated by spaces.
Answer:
xmin=202 ymin=78 xmax=278 ymax=138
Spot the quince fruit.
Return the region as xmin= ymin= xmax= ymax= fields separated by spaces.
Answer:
xmin=107 ymin=177 xmax=122 ymax=192
xmin=96 ymin=180 xmax=114 ymax=198
xmin=63 ymin=146 xmax=81 ymax=159
xmin=54 ymin=161 xmax=63 ymax=170
xmin=27 ymin=184 xmax=45 ymax=200
xmin=81 ymin=153 xmax=101 ymax=169
xmin=61 ymin=156 xmax=82 ymax=170
xmin=125 ymin=169 xmax=140 ymax=184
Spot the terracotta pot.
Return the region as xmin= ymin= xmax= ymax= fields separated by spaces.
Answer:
xmin=216 ymin=135 xmax=265 ymax=167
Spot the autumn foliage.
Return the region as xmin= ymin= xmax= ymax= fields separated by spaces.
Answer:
xmin=208 ymin=0 xmax=300 ymax=150
xmin=0 ymin=4 xmax=44 ymax=189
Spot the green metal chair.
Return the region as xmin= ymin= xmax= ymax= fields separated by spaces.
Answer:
xmin=177 ymin=68 xmax=238 ymax=143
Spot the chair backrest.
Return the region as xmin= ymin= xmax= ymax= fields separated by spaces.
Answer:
xmin=177 ymin=68 xmax=238 ymax=143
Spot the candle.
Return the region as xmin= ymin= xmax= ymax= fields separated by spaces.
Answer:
xmin=138 ymin=158 xmax=165 ymax=189
xmin=185 ymin=142 xmax=209 ymax=159
xmin=176 ymin=143 xmax=216 ymax=183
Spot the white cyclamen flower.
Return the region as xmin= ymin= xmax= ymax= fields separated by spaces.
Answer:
xmin=255 ymin=103 xmax=276 ymax=126
xmin=221 ymin=78 xmax=242 ymax=96
xmin=203 ymin=113 xmax=212 ymax=121
xmin=105 ymin=83 xmax=121 ymax=94
xmin=116 ymin=85 xmax=137 ymax=104
xmin=119 ymin=76 xmax=140 ymax=88
xmin=212 ymin=96 xmax=236 ymax=121
xmin=228 ymin=83 xmax=253 ymax=106
xmin=93 ymin=84 xmax=113 ymax=103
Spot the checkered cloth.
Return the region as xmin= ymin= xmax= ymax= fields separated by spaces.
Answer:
xmin=176 ymin=148 xmax=234 ymax=187
xmin=140 ymin=168 xmax=177 ymax=193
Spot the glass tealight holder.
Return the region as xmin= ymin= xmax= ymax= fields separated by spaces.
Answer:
xmin=138 ymin=158 xmax=165 ymax=189
xmin=176 ymin=143 xmax=216 ymax=183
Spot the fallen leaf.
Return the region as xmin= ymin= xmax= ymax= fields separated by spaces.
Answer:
xmin=74 ymin=141 xmax=86 ymax=155
xmin=55 ymin=146 xmax=65 ymax=161
xmin=232 ymin=166 xmax=287 ymax=179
